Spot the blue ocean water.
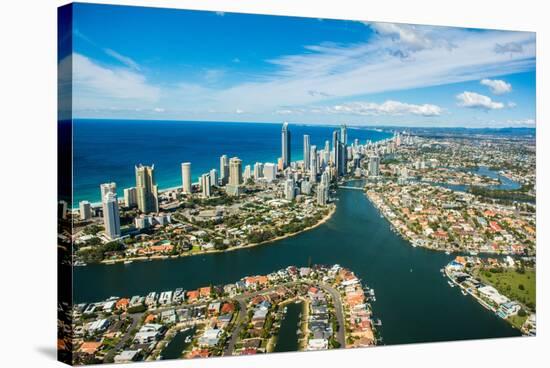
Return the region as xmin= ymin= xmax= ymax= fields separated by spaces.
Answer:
xmin=73 ymin=119 xmax=392 ymax=204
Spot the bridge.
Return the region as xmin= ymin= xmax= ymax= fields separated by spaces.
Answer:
xmin=338 ymin=185 xmax=365 ymax=191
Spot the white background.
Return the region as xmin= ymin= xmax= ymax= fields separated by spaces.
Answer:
xmin=0 ymin=0 xmax=547 ymax=367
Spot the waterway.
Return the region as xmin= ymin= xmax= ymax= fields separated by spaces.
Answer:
xmin=430 ymin=166 xmax=521 ymax=193
xmin=274 ymin=303 xmax=302 ymax=352
xmin=160 ymin=327 xmax=195 ymax=360
xmin=74 ymin=180 xmax=520 ymax=345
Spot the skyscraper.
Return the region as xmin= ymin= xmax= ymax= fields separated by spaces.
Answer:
xmin=226 ymin=157 xmax=243 ymax=196
xmin=103 ymin=192 xmax=121 ymax=240
xmin=339 ymin=140 xmax=347 ymax=176
xmin=281 ymin=122 xmax=291 ymax=168
xmin=317 ymin=183 xmax=328 ymax=206
xmin=135 ymin=164 xmax=159 ymax=213
xmin=253 ymin=162 xmax=264 ymax=180
xmin=243 ymin=165 xmax=252 ymax=181
xmin=100 ymin=182 xmax=117 ymax=200
xmin=124 ymin=187 xmax=137 ymax=208
xmin=340 ymin=124 xmax=348 ymax=146
xmin=263 ymin=163 xmax=276 ymax=183
xmin=332 ymin=130 xmax=341 ymax=177
xmin=284 ymin=178 xmax=295 ymax=201
xmin=369 ymin=155 xmax=380 ymax=177
xmin=210 ymin=168 xmax=219 ymax=187
xmin=220 ymin=155 xmax=229 ymax=185
xmin=200 ymin=173 xmax=211 ymax=198
xmin=79 ymin=200 xmax=92 ymax=221
xmin=310 ymin=145 xmax=318 ymax=179
xmin=303 ymin=134 xmax=311 ymax=171
xmin=181 ymin=162 xmax=192 ymax=194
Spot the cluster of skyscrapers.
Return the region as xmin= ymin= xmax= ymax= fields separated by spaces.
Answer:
xmin=78 ymin=122 xmax=396 ymax=241
xmin=85 ymin=164 xmax=160 ymax=240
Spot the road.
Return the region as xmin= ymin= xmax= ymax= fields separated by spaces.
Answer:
xmin=103 ymin=313 xmax=142 ymax=363
xmin=223 ymin=299 xmax=247 ymax=356
xmin=319 ymin=283 xmax=346 ymax=347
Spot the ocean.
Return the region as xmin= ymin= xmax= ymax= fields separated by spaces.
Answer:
xmin=72 ymin=119 xmax=392 ymax=204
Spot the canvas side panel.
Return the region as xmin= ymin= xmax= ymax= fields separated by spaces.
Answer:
xmin=58 ymin=3 xmax=74 ymax=366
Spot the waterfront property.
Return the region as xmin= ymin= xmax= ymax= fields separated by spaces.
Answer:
xmin=70 ymin=265 xmax=377 ymax=364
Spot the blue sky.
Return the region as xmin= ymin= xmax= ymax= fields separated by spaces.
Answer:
xmin=61 ymin=3 xmax=536 ymax=127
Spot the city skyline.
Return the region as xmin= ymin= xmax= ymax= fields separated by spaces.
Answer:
xmin=63 ymin=3 xmax=536 ymax=128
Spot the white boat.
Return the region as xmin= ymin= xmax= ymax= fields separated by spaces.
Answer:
xmin=447 ymin=281 xmax=455 ymax=288
xmin=124 ymin=260 xmax=133 ymax=264
xmin=469 ymin=251 xmax=478 ymax=256
xmin=445 ymin=251 xmax=450 ymax=255
xmin=461 ymin=290 xmax=468 ymax=296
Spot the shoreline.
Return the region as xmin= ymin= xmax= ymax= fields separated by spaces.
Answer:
xmin=96 ymin=204 xmax=337 ymax=266
xmin=443 ymin=265 xmax=528 ymax=334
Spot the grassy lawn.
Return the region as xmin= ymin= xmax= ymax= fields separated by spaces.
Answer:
xmin=476 ymin=267 xmax=536 ymax=310
xmin=508 ymin=314 xmax=528 ymax=330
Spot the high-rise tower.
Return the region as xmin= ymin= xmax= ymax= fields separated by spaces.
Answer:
xmin=281 ymin=122 xmax=291 ymax=168
xmin=103 ymin=192 xmax=121 ymax=239
xmin=220 ymin=155 xmax=229 ymax=185
xmin=181 ymin=162 xmax=192 ymax=194
xmin=135 ymin=164 xmax=159 ymax=213
xmin=303 ymin=134 xmax=311 ymax=171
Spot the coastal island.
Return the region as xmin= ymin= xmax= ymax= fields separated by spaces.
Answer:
xmin=69 ymin=264 xmax=379 ymax=365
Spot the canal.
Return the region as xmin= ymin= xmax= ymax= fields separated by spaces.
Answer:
xmin=74 ymin=180 xmax=520 ymax=345
xmin=274 ymin=302 xmax=302 ymax=352
xmin=160 ymin=327 xmax=195 ymax=360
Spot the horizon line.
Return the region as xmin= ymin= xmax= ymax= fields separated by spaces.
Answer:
xmin=67 ymin=117 xmax=536 ymax=130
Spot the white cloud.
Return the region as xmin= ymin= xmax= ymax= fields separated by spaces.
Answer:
xmin=71 ymin=53 xmax=160 ymax=111
xmin=368 ymin=22 xmax=456 ymax=54
xmin=456 ymin=91 xmax=504 ymax=110
xmin=153 ymin=107 xmax=165 ymax=113
xmin=104 ymin=48 xmax=141 ymax=71
xmin=494 ymin=42 xmax=523 ymax=54
xmin=235 ymin=109 xmax=244 ymax=114
xmin=507 ymin=101 xmax=517 ymax=108
xmin=274 ymin=100 xmax=442 ymax=117
xmin=480 ymin=78 xmax=512 ymax=94
xmin=325 ymin=100 xmax=442 ymax=116
xmin=201 ymin=28 xmax=534 ymax=114
xmin=72 ymin=24 xmax=535 ymax=121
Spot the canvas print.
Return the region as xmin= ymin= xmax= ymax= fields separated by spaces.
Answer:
xmin=57 ymin=3 xmax=536 ymax=365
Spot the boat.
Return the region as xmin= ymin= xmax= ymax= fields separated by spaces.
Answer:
xmin=461 ymin=290 xmax=468 ymax=296
xmin=184 ymin=336 xmax=192 ymax=343
xmin=124 ymin=260 xmax=133 ymax=264
xmin=447 ymin=281 xmax=455 ymax=288
xmin=469 ymin=251 xmax=478 ymax=256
